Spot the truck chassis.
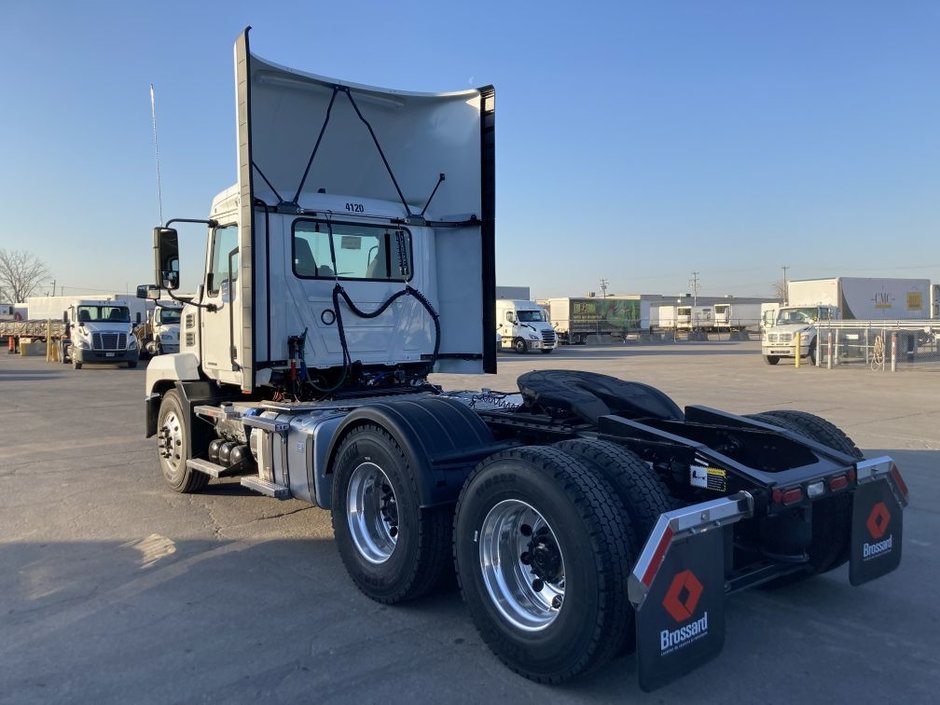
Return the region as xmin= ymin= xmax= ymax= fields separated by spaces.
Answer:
xmin=147 ymin=368 xmax=907 ymax=690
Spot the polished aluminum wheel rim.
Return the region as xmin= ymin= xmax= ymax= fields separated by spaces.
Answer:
xmin=479 ymin=499 xmax=565 ymax=632
xmin=347 ymin=462 xmax=399 ymax=564
xmin=158 ymin=409 xmax=184 ymax=475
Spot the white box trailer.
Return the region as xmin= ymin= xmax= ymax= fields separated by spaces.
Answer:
xmin=787 ymin=277 xmax=931 ymax=320
xmin=712 ymin=302 xmax=762 ymax=332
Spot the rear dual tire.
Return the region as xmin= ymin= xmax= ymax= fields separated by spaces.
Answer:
xmin=748 ymin=410 xmax=861 ymax=585
xmin=454 ymin=446 xmax=637 ymax=683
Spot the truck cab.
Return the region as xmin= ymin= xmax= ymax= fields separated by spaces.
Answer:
xmin=66 ymin=300 xmax=139 ymax=369
xmin=761 ymin=304 xmax=839 ymax=365
xmin=146 ymin=302 xmax=182 ymax=355
xmin=496 ymin=299 xmax=557 ymax=354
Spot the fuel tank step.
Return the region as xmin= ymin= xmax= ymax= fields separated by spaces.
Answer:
xmin=187 ymin=458 xmax=249 ymax=479
xmin=240 ymin=476 xmax=291 ymax=499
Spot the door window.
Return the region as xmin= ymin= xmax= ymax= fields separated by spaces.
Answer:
xmin=207 ymin=225 xmax=239 ymax=295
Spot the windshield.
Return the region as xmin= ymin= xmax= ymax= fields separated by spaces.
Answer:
xmin=775 ymin=307 xmax=820 ymax=325
xmin=156 ymin=308 xmax=181 ymax=325
xmin=76 ymin=305 xmax=130 ymax=323
xmin=517 ymin=310 xmax=544 ymax=323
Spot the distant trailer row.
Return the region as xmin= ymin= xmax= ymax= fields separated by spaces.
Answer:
xmin=534 ymin=296 xmax=770 ymax=344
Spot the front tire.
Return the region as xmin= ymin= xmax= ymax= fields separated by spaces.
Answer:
xmin=72 ymin=358 xmax=82 ymax=369
xmin=331 ymin=424 xmax=452 ymax=604
xmin=157 ymin=390 xmax=209 ymax=493
xmin=513 ymin=338 xmax=527 ymax=354
xmin=454 ymin=446 xmax=632 ymax=683
xmin=763 ymin=354 xmax=779 ymax=365
xmin=540 ymin=348 xmax=553 ymax=354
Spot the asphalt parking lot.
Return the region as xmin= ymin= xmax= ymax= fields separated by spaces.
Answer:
xmin=1 ymin=340 xmax=938 ymax=705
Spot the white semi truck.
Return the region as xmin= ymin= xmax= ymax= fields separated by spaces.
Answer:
xmin=496 ymin=299 xmax=556 ymax=353
xmin=10 ymin=295 xmax=140 ymax=368
xmin=134 ymin=300 xmax=183 ymax=357
xmin=142 ymin=30 xmax=908 ymax=690
xmin=762 ymin=277 xmax=931 ymax=365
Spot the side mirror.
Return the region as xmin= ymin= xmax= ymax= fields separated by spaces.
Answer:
xmin=62 ymin=311 xmax=68 ymax=323
xmin=137 ymin=284 xmax=160 ymax=300
xmin=153 ymin=227 xmax=180 ymax=291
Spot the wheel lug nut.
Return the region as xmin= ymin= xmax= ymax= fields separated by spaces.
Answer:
xmin=520 ymin=551 xmax=531 ymax=565
xmin=531 ymin=578 xmax=544 ymax=592
xmin=551 ymin=596 xmax=562 ymax=609
xmin=520 ymin=524 xmax=532 ymax=537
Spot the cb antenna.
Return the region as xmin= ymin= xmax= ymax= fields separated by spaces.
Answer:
xmin=150 ymin=83 xmax=165 ymax=225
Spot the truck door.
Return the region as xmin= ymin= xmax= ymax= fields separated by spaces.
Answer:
xmin=201 ymin=223 xmax=242 ymax=384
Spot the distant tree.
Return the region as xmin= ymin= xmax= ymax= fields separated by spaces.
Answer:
xmin=0 ymin=249 xmax=49 ymax=302
xmin=771 ymin=279 xmax=787 ymax=302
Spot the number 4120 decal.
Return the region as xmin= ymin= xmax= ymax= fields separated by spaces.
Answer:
xmin=345 ymin=202 xmax=364 ymax=213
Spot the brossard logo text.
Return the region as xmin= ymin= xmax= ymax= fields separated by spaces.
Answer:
xmin=660 ymin=612 xmax=709 ymax=653
xmin=863 ymin=535 xmax=893 ymax=560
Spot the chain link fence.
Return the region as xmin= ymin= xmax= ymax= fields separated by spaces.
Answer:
xmin=815 ymin=320 xmax=940 ymax=371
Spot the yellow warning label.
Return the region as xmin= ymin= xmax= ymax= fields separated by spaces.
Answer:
xmin=706 ymin=467 xmax=727 ymax=492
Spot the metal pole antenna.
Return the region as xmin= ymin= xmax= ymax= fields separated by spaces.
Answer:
xmin=150 ymin=83 xmax=165 ymax=226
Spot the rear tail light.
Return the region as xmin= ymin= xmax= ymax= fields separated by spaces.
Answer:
xmin=890 ymin=463 xmax=909 ymax=501
xmin=772 ymin=486 xmax=804 ymax=505
xmin=828 ymin=473 xmax=849 ymax=492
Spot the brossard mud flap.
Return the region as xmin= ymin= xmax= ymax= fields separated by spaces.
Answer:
xmin=628 ymin=492 xmax=754 ymax=693
xmin=629 ymin=457 xmax=909 ymax=691
xmin=850 ymin=456 xmax=909 ymax=586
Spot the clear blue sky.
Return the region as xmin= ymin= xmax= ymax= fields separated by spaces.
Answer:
xmin=1 ymin=1 xmax=937 ymax=300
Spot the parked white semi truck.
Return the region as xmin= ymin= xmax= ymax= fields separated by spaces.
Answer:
xmin=496 ymin=298 xmax=556 ymax=353
xmin=17 ymin=296 xmax=140 ymax=368
xmin=762 ymin=277 xmax=931 ymax=365
xmin=143 ymin=30 xmax=908 ymax=691
xmin=134 ymin=300 xmax=183 ymax=357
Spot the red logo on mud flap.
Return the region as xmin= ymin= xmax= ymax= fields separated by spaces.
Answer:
xmin=866 ymin=502 xmax=891 ymax=540
xmin=662 ymin=570 xmax=704 ymax=623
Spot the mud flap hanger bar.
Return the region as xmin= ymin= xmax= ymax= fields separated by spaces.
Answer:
xmin=629 ymin=491 xmax=755 ymax=609
xmin=856 ymin=456 xmax=909 ymax=507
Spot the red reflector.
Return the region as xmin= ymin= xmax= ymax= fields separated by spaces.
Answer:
xmin=890 ymin=464 xmax=909 ymax=500
xmin=829 ymin=474 xmax=849 ymax=491
xmin=772 ymin=487 xmax=803 ymax=505
xmin=641 ymin=525 xmax=673 ymax=587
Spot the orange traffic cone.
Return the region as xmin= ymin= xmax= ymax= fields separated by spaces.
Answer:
xmin=7 ymin=335 xmax=14 ymax=354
